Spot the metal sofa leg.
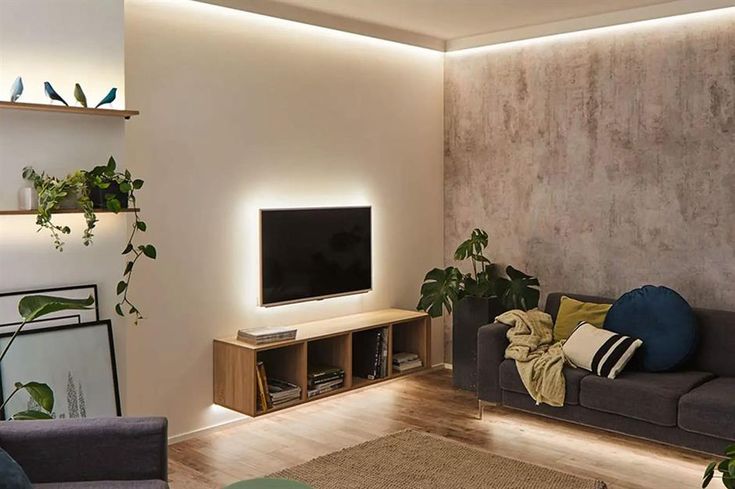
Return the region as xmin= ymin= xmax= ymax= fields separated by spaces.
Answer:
xmin=478 ymin=400 xmax=498 ymax=420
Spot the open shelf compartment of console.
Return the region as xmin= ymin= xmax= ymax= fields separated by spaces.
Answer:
xmin=351 ymin=326 xmax=391 ymax=385
xmin=391 ymin=318 xmax=429 ymax=376
xmin=255 ymin=343 xmax=307 ymax=414
xmin=307 ymin=333 xmax=351 ymax=399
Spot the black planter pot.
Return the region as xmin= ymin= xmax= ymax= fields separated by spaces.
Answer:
xmin=89 ymin=182 xmax=129 ymax=209
xmin=452 ymin=296 xmax=506 ymax=392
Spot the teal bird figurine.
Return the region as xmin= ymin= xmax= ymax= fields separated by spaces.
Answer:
xmin=44 ymin=81 xmax=68 ymax=106
xmin=74 ymin=83 xmax=87 ymax=108
xmin=95 ymin=87 xmax=117 ymax=108
xmin=10 ymin=76 xmax=23 ymax=102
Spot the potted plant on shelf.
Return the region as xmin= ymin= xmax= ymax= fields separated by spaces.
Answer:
xmin=416 ymin=228 xmax=540 ymax=391
xmin=22 ymin=157 xmax=156 ymax=324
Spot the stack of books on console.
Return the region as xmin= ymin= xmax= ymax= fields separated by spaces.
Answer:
xmin=237 ymin=326 xmax=297 ymax=345
xmin=393 ymin=352 xmax=423 ymax=373
xmin=353 ymin=328 xmax=389 ymax=380
xmin=267 ymin=378 xmax=302 ymax=407
xmin=255 ymin=361 xmax=301 ymax=412
xmin=307 ymin=364 xmax=345 ymax=398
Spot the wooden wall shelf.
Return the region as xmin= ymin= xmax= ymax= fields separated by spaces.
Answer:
xmin=0 ymin=101 xmax=139 ymax=119
xmin=0 ymin=208 xmax=140 ymax=216
xmin=213 ymin=308 xmax=432 ymax=417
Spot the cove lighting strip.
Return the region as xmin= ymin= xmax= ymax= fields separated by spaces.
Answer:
xmin=447 ymin=5 xmax=735 ymax=55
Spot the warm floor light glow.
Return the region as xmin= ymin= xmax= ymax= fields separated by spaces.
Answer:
xmin=447 ymin=6 xmax=735 ymax=56
xmin=139 ymin=0 xmax=442 ymax=57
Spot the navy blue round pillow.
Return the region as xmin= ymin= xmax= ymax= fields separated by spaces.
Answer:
xmin=603 ymin=285 xmax=698 ymax=372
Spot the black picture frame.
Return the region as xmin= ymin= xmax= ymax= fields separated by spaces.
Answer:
xmin=0 ymin=319 xmax=121 ymax=420
xmin=0 ymin=284 xmax=100 ymax=331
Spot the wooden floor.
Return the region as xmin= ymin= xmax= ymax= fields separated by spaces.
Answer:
xmin=170 ymin=368 xmax=711 ymax=489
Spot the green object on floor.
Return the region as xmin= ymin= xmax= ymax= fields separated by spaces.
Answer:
xmin=224 ymin=479 xmax=312 ymax=489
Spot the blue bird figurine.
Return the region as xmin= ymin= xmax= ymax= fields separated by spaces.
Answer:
xmin=95 ymin=87 xmax=117 ymax=108
xmin=44 ymin=81 xmax=68 ymax=106
xmin=10 ymin=76 xmax=23 ymax=103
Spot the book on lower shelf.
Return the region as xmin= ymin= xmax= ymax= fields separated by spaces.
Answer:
xmin=237 ymin=326 xmax=297 ymax=345
xmin=393 ymin=351 xmax=423 ymax=372
xmin=307 ymin=364 xmax=345 ymax=397
xmin=255 ymin=361 xmax=302 ymax=412
xmin=353 ymin=328 xmax=389 ymax=380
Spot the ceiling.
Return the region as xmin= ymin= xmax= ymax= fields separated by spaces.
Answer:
xmin=199 ymin=0 xmax=735 ymax=50
xmin=269 ymin=0 xmax=673 ymax=40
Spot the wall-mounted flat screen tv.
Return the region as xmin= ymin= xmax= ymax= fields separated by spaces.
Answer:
xmin=260 ymin=206 xmax=372 ymax=306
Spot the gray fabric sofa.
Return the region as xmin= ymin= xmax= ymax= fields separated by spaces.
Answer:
xmin=0 ymin=417 xmax=168 ymax=488
xmin=477 ymin=292 xmax=735 ymax=455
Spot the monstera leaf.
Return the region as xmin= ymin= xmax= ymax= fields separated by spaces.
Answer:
xmin=497 ymin=265 xmax=540 ymax=311
xmin=417 ymin=267 xmax=462 ymax=318
xmin=453 ymin=228 xmax=489 ymax=262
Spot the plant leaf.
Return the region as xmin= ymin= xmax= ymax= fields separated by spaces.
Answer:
xmin=11 ymin=410 xmax=54 ymax=420
xmin=124 ymin=261 xmax=134 ymax=275
xmin=726 ymin=444 xmax=735 ymax=458
xmin=132 ymin=179 xmax=144 ymax=190
xmin=143 ymin=245 xmax=157 ymax=259
xmin=14 ymin=381 xmax=53 ymax=412
xmin=18 ymin=295 xmax=94 ymax=323
xmin=107 ymin=156 xmax=116 ymax=172
xmin=703 ymin=462 xmax=716 ymax=487
xmin=115 ymin=304 xmax=124 ymax=316
xmin=499 ymin=265 xmax=540 ymax=311
xmin=417 ymin=267 xmax=462 ymax=318
xmin=119 ymin=182 xmax=132 ymax=193
xmin=122 ymin=243 xmax=133 ymax=254
xmin=117 ymin=281 xmax=128 ymax=294
xmin=136 ymin=221 xmax=147 ymax=232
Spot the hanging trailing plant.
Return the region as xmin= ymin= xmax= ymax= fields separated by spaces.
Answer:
xmin=23 ymin=157 xmax=156 ymax=324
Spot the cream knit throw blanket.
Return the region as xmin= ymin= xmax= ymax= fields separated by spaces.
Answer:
xmin=499 ymin=308 xmax=566 ymax=407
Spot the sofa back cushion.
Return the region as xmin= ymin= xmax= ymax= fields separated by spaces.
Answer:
xmin=690 ymin=308 xmax=735 ymax=377
xmin=545 ymin=293 xmax=613 ymax=323
xmin=545 ymin=292 xmax=735 ymax=377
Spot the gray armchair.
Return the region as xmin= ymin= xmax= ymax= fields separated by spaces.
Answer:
xmin=0 ymin=417 xmax=168 ymax=488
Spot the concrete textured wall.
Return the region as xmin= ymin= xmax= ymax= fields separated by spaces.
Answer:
xmin=444 ymin=13 xmax=735 ymax=360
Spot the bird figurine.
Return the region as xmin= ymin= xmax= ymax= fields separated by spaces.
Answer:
xmin=10 ymin=76 xmax=23 ymax=103
xmin=74 ymin=83 xmax=87 ymax=107
xmin=44 ymin=81 xmax=68 ymax=106
xmin=95 ymin=87 xmax=117 ymax=108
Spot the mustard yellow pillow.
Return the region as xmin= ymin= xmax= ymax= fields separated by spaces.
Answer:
xmin=553 ymin=296 xmax=612 ymax=342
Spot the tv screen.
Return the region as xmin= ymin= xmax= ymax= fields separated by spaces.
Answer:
xmin=260 ymin=207 xmax=372 ymax=306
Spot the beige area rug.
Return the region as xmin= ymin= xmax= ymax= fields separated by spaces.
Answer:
xmin=269 ymin=430 xmax=607 ymax=489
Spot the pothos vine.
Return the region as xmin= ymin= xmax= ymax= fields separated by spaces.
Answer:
xmin=23 ymin=157 xmax=156 ymax=324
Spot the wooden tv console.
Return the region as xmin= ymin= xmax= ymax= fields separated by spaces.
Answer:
xmin=213 ymin=308 xmax=431 ymax=417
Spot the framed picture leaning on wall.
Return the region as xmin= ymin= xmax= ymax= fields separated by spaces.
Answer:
xmin=0 ymin=320 xmax=121 ymax=420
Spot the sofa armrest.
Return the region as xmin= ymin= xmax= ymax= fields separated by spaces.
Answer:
xmin=0 ymin=417 xmax=167 ymax=483
xmin=477 ymin=322 xmax=510 ymax=403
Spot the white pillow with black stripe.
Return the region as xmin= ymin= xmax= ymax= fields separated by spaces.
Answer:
xmin=563 ymin=321 xmax=643 ymax=379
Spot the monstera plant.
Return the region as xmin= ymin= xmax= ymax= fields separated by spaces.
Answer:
xmin=417 ymin=228 xmax=540 ymax=318
xmin=0 ymin=295 xmax=94 ymax=419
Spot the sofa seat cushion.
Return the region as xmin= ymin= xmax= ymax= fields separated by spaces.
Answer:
xmin=580 ymin=370 xmax=714 ymax=426
xmin=679 ymin=378 xmax=735 ymax=441
xmin=34 ymin=481 xmax=167 ymax=489
xmin=499 ymin=359 xmax=589 ymax=405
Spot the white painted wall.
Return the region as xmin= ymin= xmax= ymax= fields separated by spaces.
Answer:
xmin=0 ymin=0 xmax=130 ymax=402
xmin=124 ymin=0 xmax=444 ymax=437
